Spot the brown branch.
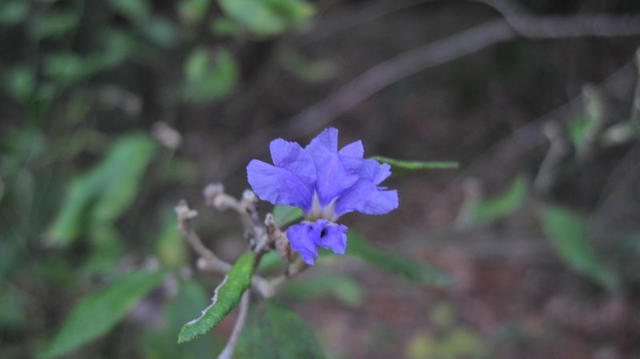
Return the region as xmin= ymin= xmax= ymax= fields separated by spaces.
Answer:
xmin=220 ymin=11 xmax=640 ymax=178
xmin=175 ymin=200 xmax=232 ymax=272
xmin=176 ymin=200 xmax=274 ymax=297
xmin=217 ymin=290 xmax=250 ymax=359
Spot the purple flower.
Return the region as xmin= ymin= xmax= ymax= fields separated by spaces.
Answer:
xmin=247 ymin=128 xmax=398 ymax=265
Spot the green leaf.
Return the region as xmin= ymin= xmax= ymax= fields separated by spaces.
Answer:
xmin=154 ymin=213 xmax=187 ymax=269
xmin=108 ymin=0 xmax=149 ymax=21
xmin=272 ymin=205 xmax=303 ymax=227
xmin=140 ymin=280 xmax=221 ymax=359
xmin=569 ymin=86 xmax=605 ymax=157
xmin=371 ymin=156 xmax=459 ymax=170
xmin=236 ymin=300 xmax=326 ymax=359
xmin=43 ymin=52 xmax=88 ymax=86
xmin=178 ymin=0 xmax=210 ymax=24
xmin=183 ymin=47 xmax=238 ymax=103
xmin=278 ymin=48 xmax=336 ymax=83
xmin=142 ymin=17 xmax=179 ymax=48
xmin=257 ymin=251 xmax=285 ymax=273
xmin=218 ymin=0 xmax=314 ymax=37
xmin=346 ymin=233 xmax=453 ymax=287
xmin=46 ymin=133 xmax=156 ymax=246
xmin=283 ymin=274 xmax=363 ymax=307
xmin=0 ymin=1 xmax=29 ymax=25
xmin=211 ymin=17 xmax=240 ymax=36
xmin=29 ymin=10 xmax=80 ymax=40
xmin=89 ymin=135 xmax=156 ymax=225
xmin=178 ymin=252 xmax=256 ymax=343
xmin=2 ymin=65 xmax=35 ymax=102
xmin=40 ymin=270 xmax=164 ymax=358
xmin=469 ymin=175 xmax=527 ymax=224
xmin=541 ymin=206 xmax=620 ymax=291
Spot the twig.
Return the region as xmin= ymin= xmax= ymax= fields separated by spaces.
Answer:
xmin=196 ymin=258 xmax=274 ymax=297
xmin=176 ymin=200 xmax=275 ymax=297
xmin=268 ymin=259 xmax=309 ymax=290
xmin=533 ymin=121 xmax=570 ymax=194
xmin=287 ymin=14 xmax=640 ymax=137
xmin=464 ymin=62 xmax=635 ymax=178
xmin=631 ymin=48 xmax=640 ymax=125
xmin=175 ymin=200 xmax=232 ymax=272
xmin=217 ymin=290 xmax=250 ymax=359
xmin=204 ymin=184 xmax=270 ymax=252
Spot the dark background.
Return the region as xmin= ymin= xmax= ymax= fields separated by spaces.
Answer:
xmin=2 ymin=0 xmax=640 ymax=358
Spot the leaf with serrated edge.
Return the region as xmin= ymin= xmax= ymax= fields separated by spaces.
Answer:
xmin=178 ymin=252 xmax=255 ymax=343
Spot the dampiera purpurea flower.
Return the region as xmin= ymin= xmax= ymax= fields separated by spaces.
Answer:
xmin=247 ymin=128 xmax=398 ymax=265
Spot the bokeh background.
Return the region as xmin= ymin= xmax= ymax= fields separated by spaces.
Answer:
xmin=2 ymin=0 xmax=640 ymax=358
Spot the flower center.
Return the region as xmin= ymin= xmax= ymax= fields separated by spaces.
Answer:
xmin=306 ymin=192 xmax=338 ymax=221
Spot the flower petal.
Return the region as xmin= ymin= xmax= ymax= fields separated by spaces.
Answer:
xmin=269 ymin=138 xmax=316 ymax=186
xmin=358 ymin=159 xmax=391 ymax=184
xmin=306 ymin=128 xmax=359 ymax=205
xmin=334 ymin=180 xmax=398 ymax=216
xmin=339 ymin=140 xmax=364 ymax=158
xmin=246 ymin=160 xmax=313 ymax=209
xmin=314 ymin=220 xmax=348 ymax=255
xmin=307 ymin=127 xmax=339 ymax=152
xmin=287 ymin=222 xmax=320 ymax=265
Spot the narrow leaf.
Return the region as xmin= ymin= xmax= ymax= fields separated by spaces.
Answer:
xmin=41 ymin=270 xmax=164 ymax=358
xmin=46 ymin=133 xmax=156 ymax=246
xmin=236 ymin=300 xmax=326 ymax=359
xmin=469 ymin=175 xmax=527 ymax=224
xmin=371 ymin=156 xmax=459 ymax=170
xmin=346 ymin=233 xmax=453 ymax=287
xmin=218 ymin=0 xmax=314 ymax=37
xmin=178 ymin=252 xmax=256 ymax=343
xmin=272 ymin=205 xmax=303 ymax=227
xmin=541 ymin=206 xmax=620 ymax=291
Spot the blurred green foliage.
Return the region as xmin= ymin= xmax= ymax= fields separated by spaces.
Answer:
xmin=541 ymin=206 xmax=621 ymax=291
xmin=0 ymin=0 xmax=316 ymax=357
xmin=236 ymin=300 xmax=326 ymax=359
xmin=41 ymin=270 xmax=165 ymax=358
xmin=468 ymin=175 xmax=528 ymax=225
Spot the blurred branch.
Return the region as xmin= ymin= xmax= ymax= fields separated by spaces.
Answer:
xmin=533 ymin=122 xmax=570 ymax=194
xmin=221 ymin=8 xmax=640 ymax=178
xmin=175 ymin=200 xmax=232 ymax=272
xmin=175 ymin=200 xmax=274 ymax=297
xmin=465 ymin=62 xmax=635 ymax=177
xmin=631 ymin=48 xmax=640 ymax=125
xmin=288 ymin=12 xmax=640 ymax=137
xmin=217 ymin=290 xmax=250 ymax=359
